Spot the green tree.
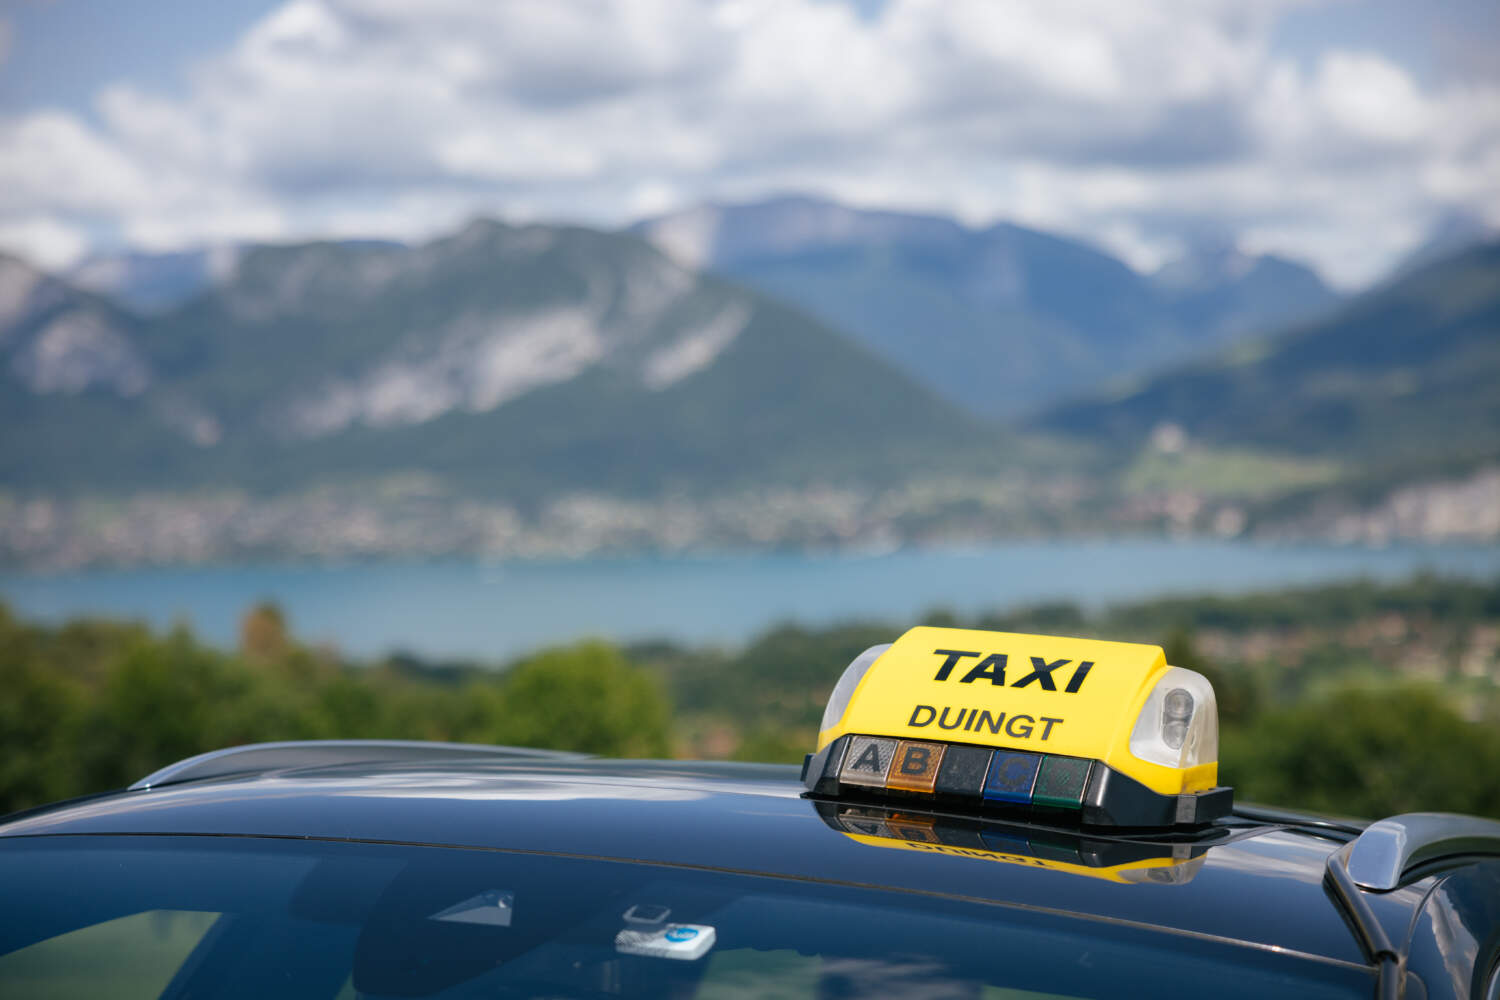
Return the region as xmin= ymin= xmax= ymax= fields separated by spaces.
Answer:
xmin=482 ymin=641 xmax=671 ymax=757
xmin=74 ymin=628 xmax=323 ymax=793
xmin=1226 ymin=685 xmax=1500 ymax=819
xmin=729 ymin=726 xmax=807 ymax=765
xmin=0 ymin=646 xmax=84 ymax=813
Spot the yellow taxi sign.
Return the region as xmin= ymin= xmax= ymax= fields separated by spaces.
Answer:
xmin=816 ymin=627 xmax=1217 ymax=796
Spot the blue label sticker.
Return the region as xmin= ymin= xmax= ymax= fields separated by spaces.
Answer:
xmin=664 ymin=927 xmax=699 ymax=942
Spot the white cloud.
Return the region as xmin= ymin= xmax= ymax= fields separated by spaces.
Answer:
xmin=0 ymin=112 xmax=155 ymax=217
xmin=1314 ymin=52 xmax=1428 ymax=145
xmin=0 ymin=0 xmax=1495 ymax=286
xmin=0 ymin=216 xmax=88 ymax=271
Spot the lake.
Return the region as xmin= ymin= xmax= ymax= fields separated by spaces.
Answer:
xmin=3 ymin=539 xmax=1499 ymax=661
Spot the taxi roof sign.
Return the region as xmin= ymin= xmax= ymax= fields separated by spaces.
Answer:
xmin=806 ymin=627 xmax=1232 ymax=829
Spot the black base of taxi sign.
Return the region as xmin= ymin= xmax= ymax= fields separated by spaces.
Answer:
xmin=802 ymin=734 xmax=1234 ymax=830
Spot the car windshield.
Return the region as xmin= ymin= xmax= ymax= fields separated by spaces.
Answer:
xmin=0 ymin=836 xmax=1369 ymax=999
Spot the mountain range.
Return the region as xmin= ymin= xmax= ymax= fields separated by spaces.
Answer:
xmin=7 ymin=196 xmax=1345 ymax=507
xmin=632 ymin=196 xmax=1339 ymax=417
xmin=1 ymin=221 xmax=995 ymax=504
xmin=3 ymin=199 xmax=1495 ymax=566
xmin=61 ymin=196 xmax=1341 ymax=422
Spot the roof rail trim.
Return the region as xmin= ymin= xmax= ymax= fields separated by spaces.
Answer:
xmin=1346 ymin=812 xmax=1500 ymax=891
xmin=130 ymin=740 xmax=590 ymax=791
xmin=1324 ymin=842 xmax=1399 ymax=996
xmin=1231 ymin=802 xmax=1366 ymax=838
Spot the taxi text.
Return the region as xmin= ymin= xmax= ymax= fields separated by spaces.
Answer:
xmin=931 ymin=649 xmax=1094 ymax=692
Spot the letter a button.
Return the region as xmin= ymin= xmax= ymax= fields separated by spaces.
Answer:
xmin=839 ymin=736 xmax=897 ymax=787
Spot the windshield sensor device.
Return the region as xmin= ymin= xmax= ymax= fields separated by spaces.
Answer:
xmin=615 ymin=924 xmax=716 ymax=960
xmin=802 ymin=627 xmax=1233 ymax=830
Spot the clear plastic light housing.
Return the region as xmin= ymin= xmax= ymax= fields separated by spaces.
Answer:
xmin=819 ymin=644 xmax=891 ymax=738
xmin=1128 ymin=666 xmax=1218 ymax=769
xmin=1117 ymin=855 xmax=1207 ymax=886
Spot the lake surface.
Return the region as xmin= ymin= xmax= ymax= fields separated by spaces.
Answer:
xmin=3 ymin=540 xmax=1499 ymax=661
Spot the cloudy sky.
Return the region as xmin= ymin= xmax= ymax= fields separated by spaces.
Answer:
xmin=2 ymin=0 xmax=1497 ymax=288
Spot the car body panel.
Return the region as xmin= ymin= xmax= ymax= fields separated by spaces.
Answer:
xmin=1403 ymin=860 xmax=1500 ymax=1000
xmin=0 ymin=833 xmax=1380 ymax=1000
xmin=0 ymin=756 xmax=1413 ymax=970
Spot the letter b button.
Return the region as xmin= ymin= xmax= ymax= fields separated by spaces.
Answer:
xmin=886 ymin=740 xmax=946 ymax=793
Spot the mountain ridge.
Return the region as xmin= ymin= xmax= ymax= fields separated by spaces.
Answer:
xmin=1034 ymin=240 xmax=1500 ymax=469
xmin=632 ymin=195 xmax=1339 ymax=418
xmin=0 ymin=220 xmax=1001 ymax=503
xmin=40 ymin=196 xmax=1343 ymax=424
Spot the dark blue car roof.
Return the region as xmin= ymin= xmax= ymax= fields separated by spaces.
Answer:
xmin=0 ymin=754 xmax=1412 ymax=971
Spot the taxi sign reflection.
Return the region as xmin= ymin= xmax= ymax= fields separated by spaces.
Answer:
xmin=815 ymin=803 xmax=1206 ymax=885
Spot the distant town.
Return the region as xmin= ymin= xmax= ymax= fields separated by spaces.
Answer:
xmin=4 ymin=462 xmax=1496 ymax=571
